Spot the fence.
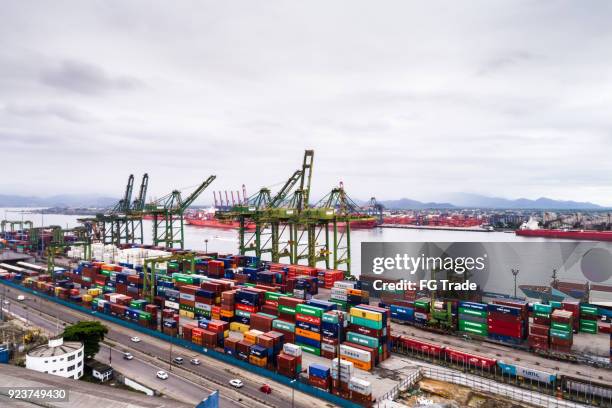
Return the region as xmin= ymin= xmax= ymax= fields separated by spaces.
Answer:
xmin=375 ymin=369 xmax=421 ymax=404
xmin=0 ymin=279 xmax=361 ymax=408
xmin=420 ymin=366 xmax=588 ymax=408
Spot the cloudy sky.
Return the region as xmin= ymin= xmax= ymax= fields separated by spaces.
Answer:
xmin=2 ymin=1 xmax=612 ymax=205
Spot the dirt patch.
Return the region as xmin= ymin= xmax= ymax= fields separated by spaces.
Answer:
xmin=399 ymin=378 xmax=535 ymax=408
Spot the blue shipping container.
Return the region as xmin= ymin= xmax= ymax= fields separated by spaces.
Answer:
xmin=309 ymin=364 xmax=330 ymax=379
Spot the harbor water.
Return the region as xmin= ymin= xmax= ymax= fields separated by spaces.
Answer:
xmin=3 ymin=208 xmax=611 ymax=302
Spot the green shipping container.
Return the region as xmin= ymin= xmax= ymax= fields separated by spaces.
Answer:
xmin=278 ymin=305 xmax=296 ymax=315
xmin=534 ymin=303 xmax=553 ymax=314
xmin=579 ymin=326 xmax=598 ymax=334
xmin=550 ymin=322 xmax=571 ymax=331
xmin=415 ymin=300 xmax=430 ymax=309
xmin=329 ymin=298 xmax=347 ymax=311
xmin=138 ymin=311 xmax=152 ymax=320
xmin=195 ymin=308 xmax=211 ymax=318
xmin=533 ymin=312 xmax=550 ymax=319
xmin=350 ymin=315 xmax=383 ymax=330
xmin=549 ymin=328 xmax=572 ymax=340
xmin=579 ymin=305 xmax=598 ymax=315
xmin=458 ymin=307 xmax=487 ymax=318
xmin=459 ymin=320 xmax=488 ymax=335
xmin=579 ymin=319 xmax=597 ymax=328
xmin=297 ymin=343 xmax=321 ymax=356
xmin=347 ymin=332 xmax=379 ymax=348
xmin=549 ymin=301 xmax=562 ymax=309
xmin=235 ymin=309 xmax=251 ymax=318
xmin=296 ymin=304 xmax=323 ymax=317
xmin=265 ymin=292 xmax=282 ymax=301
xmin=272 ymin=319 xmax=295 ymax=332
xmin=322 ymin=313 xmax=339 ymax=324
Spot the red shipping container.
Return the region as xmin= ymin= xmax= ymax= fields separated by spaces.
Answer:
xmin=445 ymin=348 xmax=497 ymax=369
xmin=529 ymin=324 xmax=549 ymax=337
xmin=296 ymin=314 xmax=321 ymax=325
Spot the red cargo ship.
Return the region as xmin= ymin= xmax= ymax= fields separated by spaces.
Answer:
xmin=186 ymin=212 xmax=255 ymax=231
xmin=334 ymin=217 xmax=378 ymax=230
xmin=515 ymin=229 xmax=612 ymax=242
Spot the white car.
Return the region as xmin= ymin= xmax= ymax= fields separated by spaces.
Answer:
xmin=130 ymin=336 xmax=141 ymax=343
xmin=190 ymin=358 xmax=200 ymax=365
xmin=229 ymin=379 xmax=244 ymax=388
xmin=156 ymin=371 xmax=169 ymax=380
xmin=17 ymin=295 xmax=25 ymax=301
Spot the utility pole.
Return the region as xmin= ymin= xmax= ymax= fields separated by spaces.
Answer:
xmin=511 ymin=268 xmax=520 ymax=298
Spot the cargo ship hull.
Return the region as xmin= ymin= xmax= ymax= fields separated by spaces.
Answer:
xmin=334 ymin=217 xmax=378 ymax=230
xmin=186 ymin=218 xmax=256 ymax=231
xmin=516 ymin=229 xmax=612 ymax=241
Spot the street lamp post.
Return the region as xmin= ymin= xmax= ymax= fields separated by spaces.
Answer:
xmin=511 ymin=268 xmax=520 ymax=298
xmin=204 ymin=239 xmax=209 ymax=254
xmin=290 ymin=379 xmax=296 ymax=408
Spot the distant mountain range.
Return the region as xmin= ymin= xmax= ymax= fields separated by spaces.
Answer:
xmin=436 ymin=193 xmax=605 ymax=210
xmin=370 ymin=193 xmax=605 ymax=210
xmin=0 ymin=192 xmax=606 ymax=210
xmin=0 ymin=194 xmax=117 ymax=208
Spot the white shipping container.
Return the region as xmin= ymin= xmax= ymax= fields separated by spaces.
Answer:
xmin=415 ymin=312 xmax=428 ymax=320
xmin=180 ymin=293 xmax=195 ymax=301
xmin=331 ymin=358 xmax=354 ymax=374
xmin=165 ymin=300 xmax=179 ymax=310
xmin=340 ymin=344 xmax=370 ymax=363
xmin=348 ymin=377 xmax=372 ymax=395
xmin=331 ymin=370 xmax=351 ymax=382
xmin=330 ymin=293 xmax=348 ymax=301
xmin=321 ymin=342 xmax=336 ymax=353
xmin=331 ymin=287 xmax=348 ymax=296
xmin=283 ymin=343 xmax=302 ymax=357
xmin=333 ymin=281 xmax=356 ymax=290
xmin=195 ymin=302 xmax=212 ymax=312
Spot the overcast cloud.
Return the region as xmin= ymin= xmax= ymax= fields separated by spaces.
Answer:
xmin=1 ymin=1 xmax=612 ymax=205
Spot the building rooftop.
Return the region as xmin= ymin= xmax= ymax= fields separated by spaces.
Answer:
xmin=0 ymin=365 xmax=192 ymax=408
xmin=85 ymin=360 xmax=113 ymax=373
xmin=27 ymin=337 xmax=82 ymax=358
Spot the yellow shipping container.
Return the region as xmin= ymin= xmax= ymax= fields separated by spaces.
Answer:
xmin=223 ymin=330 xmax=229 ymax=338
xmin=211 ymin=313 xmax=220 ymax=320
xmin=88 ymin=288 xmax=101 ymax=296
xmin=220 ymin=309 xmax=234 ymax=318
xmin=82 ymin=294 xmax=93 ymax=302
xmin=249 ymin=355 xmax=267 ymax=367
xmin=295 ymin=327 xmax=321 ymax=341
xmin=349 ymin=307 xmax=381 ymax=321
xmin=179 ymin=310 xmax=195 ymax=319
xmin=229 ymin=322 xmax=250 ymax=333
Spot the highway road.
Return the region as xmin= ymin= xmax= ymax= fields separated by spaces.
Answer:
xmin=0 ymin=283 xmax=332 ymax=408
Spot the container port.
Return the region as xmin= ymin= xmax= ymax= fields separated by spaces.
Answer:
xmin=1 ymin=238 xmax=611 ymax=406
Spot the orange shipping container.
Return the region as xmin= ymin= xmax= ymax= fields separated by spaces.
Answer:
xmin=295 ymin=327 xmax=321 ymax=341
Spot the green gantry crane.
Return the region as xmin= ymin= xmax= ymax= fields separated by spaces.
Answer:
xmin=1 ymin=220 xmax=33 ymax=234
xmin=144 ymin=175 xmax=216 ymax=249
xmin=78 ymin=173 xmax=149 ymax=246
xmin=221 ymin=150 xmax=358 ymax=275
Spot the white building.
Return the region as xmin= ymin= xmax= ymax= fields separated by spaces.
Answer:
xmin=26 ymin=336 xmax=84 ymax=379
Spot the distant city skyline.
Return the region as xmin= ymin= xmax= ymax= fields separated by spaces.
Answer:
xmin=2 ymin=2 xmax=612 ymax=204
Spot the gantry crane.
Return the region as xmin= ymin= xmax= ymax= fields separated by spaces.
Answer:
xmin=144 ymin=175 xmax=216 ymax=249
xmin=221 ymin=150 xmax=358 ymax=275
xmin=78 ymin=174 xmax=148 ymax=246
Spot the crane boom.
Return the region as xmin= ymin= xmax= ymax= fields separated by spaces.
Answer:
xmin=269 ymin=170 xmax=302 ymax=208
xmin=132 ymin=173 xmax=149 ymax=211
xmin=180 ymin=175 xmax=216 ymax=211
